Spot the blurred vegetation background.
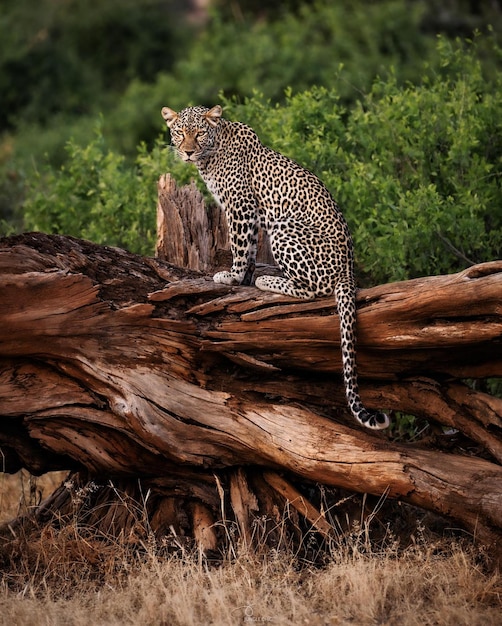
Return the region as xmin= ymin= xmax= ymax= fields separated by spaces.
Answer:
xmin=1 ymin=0 xmax=501 ymax=283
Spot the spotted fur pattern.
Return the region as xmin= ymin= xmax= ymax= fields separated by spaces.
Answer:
xmin=162 ymin=105 xmax=389 ymax=430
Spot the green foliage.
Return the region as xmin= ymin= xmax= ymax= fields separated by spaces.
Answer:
xmin=222 ymin=36 xmax=502 ymax=283
xmin=4 ymin=0 xmax=502 ymax=232
xmin=0 ymin=0 xmax=189 ymax=130
xmin=0 ymin=0 xmax=191 ymax=230
xmin=388 ymin=412 xmax=428 ymax=442
xmin=19 ymin=33 xmax=502 ymax=285
xmin=105 ymin=0 xmax=436 ymax=152
xmin=23 ymin=124 xmax=182 ymax=255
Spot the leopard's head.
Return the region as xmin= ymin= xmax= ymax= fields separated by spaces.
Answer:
xmin=161 ymin=105 xmax=222 ymax=163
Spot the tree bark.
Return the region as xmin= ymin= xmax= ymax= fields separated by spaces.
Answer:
xmin=0 ymin=225 xmax=501 ymax=559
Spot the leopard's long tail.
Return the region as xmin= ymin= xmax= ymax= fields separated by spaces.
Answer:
xmin=335 ymin=280 xmax=390 ymax=430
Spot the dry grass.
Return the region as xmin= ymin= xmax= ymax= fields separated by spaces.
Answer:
xmin=0 ymin=470 xmax=67 ymax=522
xmin=1 ymin=471 xmax=501 ymax=626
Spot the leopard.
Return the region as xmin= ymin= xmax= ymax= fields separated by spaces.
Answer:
xmin=161 ymin=104 xmax=389 ymax=430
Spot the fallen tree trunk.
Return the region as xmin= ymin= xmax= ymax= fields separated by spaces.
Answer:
xmin=0 ymin=231 xmax=501 ymax=560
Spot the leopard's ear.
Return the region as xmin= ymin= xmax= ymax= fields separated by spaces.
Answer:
xmin=204 ymin=105 xmax=222 ymax=127
xmin=161 ymin=107 xmax=179 ymax=127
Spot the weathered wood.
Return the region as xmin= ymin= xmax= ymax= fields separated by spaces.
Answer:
xmin=230 ymin=468 xmax=260 ymax=546
xmin=190 ymin=501 xmax=219 ymax=552
xmin=156 ymin=173 xmax=229 ymax=271
xmin=0 ymin=232 xmax=501 ymax=560
xmin=263 ymin=471 xmax=335 ymax=540
xmin=156 ymin=172 xmax=275 ymax=271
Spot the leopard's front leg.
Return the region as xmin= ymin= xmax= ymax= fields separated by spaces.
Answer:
xmin=213 ymin=204 xmax=258 ymax=286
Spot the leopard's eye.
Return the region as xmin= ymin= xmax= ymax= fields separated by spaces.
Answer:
xmin=197 ymin=130 xmax=208 ymax=140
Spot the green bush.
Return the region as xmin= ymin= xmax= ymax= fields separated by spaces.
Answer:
xmin=223 ymin=36 xmax=502 ymax=283
xmin=23 ymin=36 xmax=501 ymax=284
xmin=5 ymin=0 xmax=502 ymax=232
xmin=23 ymin=125 xmax=179 ymax=255
xmin=0 ymin=0 xmax=191 ymax=231
xmin=0 ymin=0 xmax=189 ymax=130
xmin=103 ymin=0 xmax=437 ymax=153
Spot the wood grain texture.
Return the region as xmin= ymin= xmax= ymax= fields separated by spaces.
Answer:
xmin=0 ymin=232 xmax=501 ymax=557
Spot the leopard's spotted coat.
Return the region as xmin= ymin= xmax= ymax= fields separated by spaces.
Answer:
xmin=162 ymin=104 xmax=389 ymax=430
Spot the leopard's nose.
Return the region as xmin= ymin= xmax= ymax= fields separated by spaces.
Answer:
xmin=185 ymin=150 xmax=194 ymax=158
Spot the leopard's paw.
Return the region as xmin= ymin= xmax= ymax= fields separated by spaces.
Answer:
xmin=213 ymin=270 xmax=241 ymax=285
